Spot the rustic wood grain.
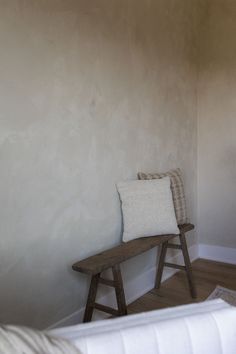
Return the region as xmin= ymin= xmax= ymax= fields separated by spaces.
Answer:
xmin=82 ymin=265 xmax=127 ymax=322
xmin=155 ymin=241 xmax=168 ymax=288
xmin=74 ymin=224 xmax=195 ymax=322
xmin=155 ymin=230 xmax=196 ymax=298
xmin=72 ymin=224 xmax=194 ymax=275
xmin=112 ymin=264 xmax=127 ymax=316
xmin=163 ymin=262 xmax=186 ymax=270
xmin=83 ymin=273 xmax=100 ymax=322
xmin=179 ymin=231 xmax=197 ymax=298
xmin=93 ymin=303 xmax=119 ymax=316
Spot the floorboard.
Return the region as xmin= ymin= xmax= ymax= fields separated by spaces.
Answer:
xmin=127 ymin=258 xmax=236 ymax=314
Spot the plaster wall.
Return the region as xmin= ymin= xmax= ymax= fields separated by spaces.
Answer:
xmin=0 ymin=0 xmax=197 ymax=328
xmin=198 ymin=0 xmax=236 ymax=248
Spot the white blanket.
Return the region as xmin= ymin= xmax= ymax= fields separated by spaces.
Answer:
xmin=52 ymin=299 xmax=236 ymax=354
xmin=0 ymin=325 xmax=80 ymax=354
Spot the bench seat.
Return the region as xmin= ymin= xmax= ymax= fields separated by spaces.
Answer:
xmin=72 ymin=223 xmax=196 ymax=322
xmin=72 ymin=224 xmax=194 ymax=275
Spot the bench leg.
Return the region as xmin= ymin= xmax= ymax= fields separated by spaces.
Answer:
xmin=112 ymin=264 xmax=127 ymax=316
xmin=155 ymin=241 xmax=168 ymax=289
xmin=179 ymin=232 xmax=197 ymax=298
xmin=155 ymin=232 xmax=197 ymax=299
xmin=83 ymin=266 xmax=127 ymax=322
xmin=83 ymin=273 xmax=100 ymax=322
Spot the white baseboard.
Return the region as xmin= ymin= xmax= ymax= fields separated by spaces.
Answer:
xmin=48 ymin=243 xmax=198 ymax=330
xmin=199 ymin=244 xmax=236 ymax=265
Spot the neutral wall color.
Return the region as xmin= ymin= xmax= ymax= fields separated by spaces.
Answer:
xmin=0 ymin=0 xmax=197 ymax=328
xmin=198 ymin=0 xmax=236 ymax=248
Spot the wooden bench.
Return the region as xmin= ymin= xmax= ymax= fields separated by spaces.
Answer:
xmin=72 ymin=223 xmax=196 ymax=322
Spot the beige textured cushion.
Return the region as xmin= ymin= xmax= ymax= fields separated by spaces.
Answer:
xmin=117 ymin=177 xmax=179 ymax=242
xmin=138 ymin=168 xmax=187 ymax=225
xmin=0 ymin=325 xmax=80 ymax=354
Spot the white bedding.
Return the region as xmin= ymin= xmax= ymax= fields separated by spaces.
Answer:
xmin=51 ymin=299 xmax=236 ymax=354
xmin=0 ymin=325 xmax=80 ymax=354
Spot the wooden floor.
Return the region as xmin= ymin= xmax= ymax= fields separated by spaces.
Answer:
xmin=127 ymin=258 xmax=236 ymax=314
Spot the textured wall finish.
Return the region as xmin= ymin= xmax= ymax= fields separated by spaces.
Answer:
xmin=0 ymin=0 xmax=197 ymax=328
xmin=198 ymin=0 xmax=236 ymax=248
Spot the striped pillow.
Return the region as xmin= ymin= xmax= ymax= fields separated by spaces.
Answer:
xmin=138 ymin=168 xmax=187 ymax=225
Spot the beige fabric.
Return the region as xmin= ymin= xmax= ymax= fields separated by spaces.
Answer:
xmin=117 ymin=177 xmax=179 ymax=242
xmin=138 ymin=168 xmax=187 ymax=225
xmin=0 ymin=325 xmax=80 ymax=354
